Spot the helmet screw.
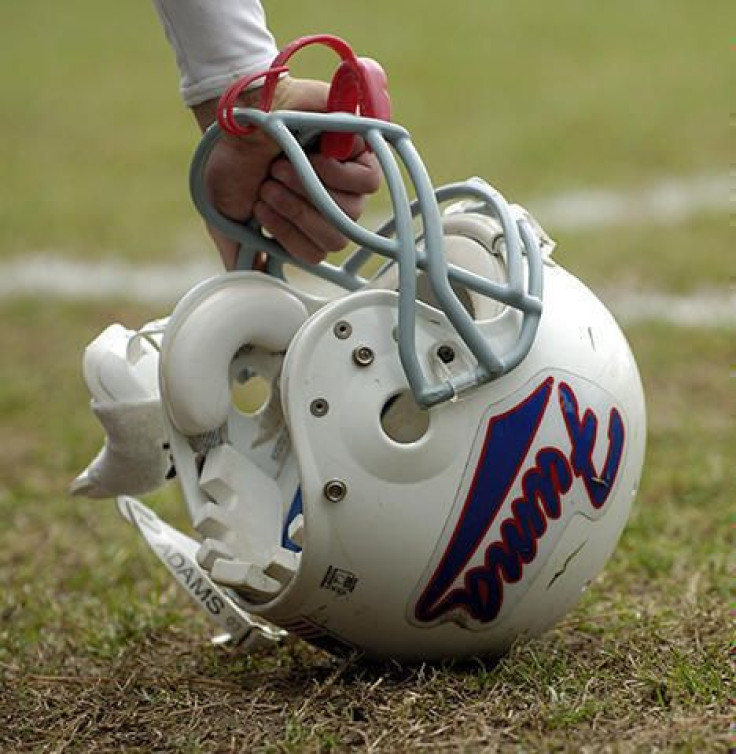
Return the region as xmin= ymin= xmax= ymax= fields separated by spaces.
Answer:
xmin=353 ymin=345 xmax=375 ymax=367
xmin=333 ymin=320 xmax=352 ymax=340
xmin=436 ymin=345 xmax=456 ymax=364
xmin=323 ymin=479 xmax=347 ymax=503
xmin=310 ymin=398 xmax=329 ymax=417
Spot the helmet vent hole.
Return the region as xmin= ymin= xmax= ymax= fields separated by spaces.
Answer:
xmin=380 ymin=391 xmax=430 ymax=445
xmin=231 ymin=374 xmax=271 ymax=416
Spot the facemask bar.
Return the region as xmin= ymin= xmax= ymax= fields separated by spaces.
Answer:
xmin=189 ymin=108 xmax=544 ymax=407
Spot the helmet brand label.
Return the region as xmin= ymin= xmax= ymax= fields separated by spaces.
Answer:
xmin=320 ymin=565 xmax=360 ymax=596
xmin=413 ymin=376 xmax=625 ymax=627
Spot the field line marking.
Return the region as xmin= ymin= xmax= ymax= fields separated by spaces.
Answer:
xmin=597 ymin=286 xmax=736 ymax=328
xmin=0 ymin=253 xmax=732 ymax=327
xmin=529 ymin=171 xmax=728 ymax=230
xmin=0 ymin=173 xmax=729 ymax=326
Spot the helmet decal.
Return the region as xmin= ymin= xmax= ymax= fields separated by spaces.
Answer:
xmin=281 ymin=488 xmax=303 ymax=553
xmin=414 ymin=375 xmax=627 ymax=627
xmin=558 ymin=381 xmax=625 ymax=509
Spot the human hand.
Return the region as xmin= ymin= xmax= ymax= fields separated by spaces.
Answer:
xmin=192 ymin=76 xmax=381 ymax=269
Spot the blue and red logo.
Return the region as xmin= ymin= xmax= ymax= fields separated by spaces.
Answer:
xmin=414 ymin=376 xmax=625 ymax=626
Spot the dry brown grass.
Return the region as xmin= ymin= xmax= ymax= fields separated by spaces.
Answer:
xmin=1 ymin=605 xmax=731 ymax=753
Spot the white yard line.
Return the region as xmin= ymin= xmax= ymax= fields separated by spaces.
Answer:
xmin=529 ymin=172 xmax=728 ymax=231
xmin=0 ymin=252 xmax=732 ymax=327
xmin=0 ymin=255 xmax=215 ymax=305
xmin=0 ymin=173 xmax=730 ymax=326
xmin=597 ymin=286 xmax=736 ymax=328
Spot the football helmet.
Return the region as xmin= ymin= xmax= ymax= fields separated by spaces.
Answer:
xmin=74 ymin=36 xmax=646 ymax=662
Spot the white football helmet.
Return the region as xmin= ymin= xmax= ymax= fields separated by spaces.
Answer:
xmin=75 ymin=37 xmax=646 ymax=662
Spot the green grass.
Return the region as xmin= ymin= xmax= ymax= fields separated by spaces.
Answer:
xmin=0 ymin=300 xmax=733 ymax=751
xmin=0 ymin=0 xmax=729 ymax=259
xmin=555 ymin=210 xmax=732 ymax=293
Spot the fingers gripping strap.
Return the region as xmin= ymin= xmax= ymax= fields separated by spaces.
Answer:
xmin=161 ymin=277 xmax=309 ymax=436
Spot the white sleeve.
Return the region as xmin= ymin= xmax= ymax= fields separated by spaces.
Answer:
xmin=151 ymin=0 xmax=279 ymax=106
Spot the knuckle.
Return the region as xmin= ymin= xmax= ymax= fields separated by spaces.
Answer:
xmin=262 ymin=183 xmax=309 ymax=224
xmin=259 ymin=180 xmax=283 ymax=205
xmin=364 ymin=165 xmax=382 ymax=193
xmin=288 ymin=197 xmax=308 ymax=224
xmin=306 ymin=248 xmax=328 ymax=264
xmin=342 ymin=196 xmax=364 ymax=221
xmin=322 ymin=231 xmax=347 ymax=253
xmin=289 ymin=240 xmax=325 ymax=265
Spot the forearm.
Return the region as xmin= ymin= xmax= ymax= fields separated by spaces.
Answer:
xmin=150 ymin=0 xmax=278 ymax=107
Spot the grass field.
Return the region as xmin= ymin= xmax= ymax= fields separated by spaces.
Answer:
xmin=0 ymin=1 xmax=733 ymax=752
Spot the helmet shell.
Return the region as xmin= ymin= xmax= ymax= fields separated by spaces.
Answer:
xmin=247 ymin=262 xmax=646 ymax=661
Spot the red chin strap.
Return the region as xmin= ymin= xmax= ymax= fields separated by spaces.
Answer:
xmin=216 ymin=34 xmax=391 ymax=160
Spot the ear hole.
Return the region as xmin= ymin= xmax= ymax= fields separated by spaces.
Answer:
xmin=380 ymin=391 xmax=430 ymax=444
xmin=231 ymin=374 xmax=272 ymax=416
